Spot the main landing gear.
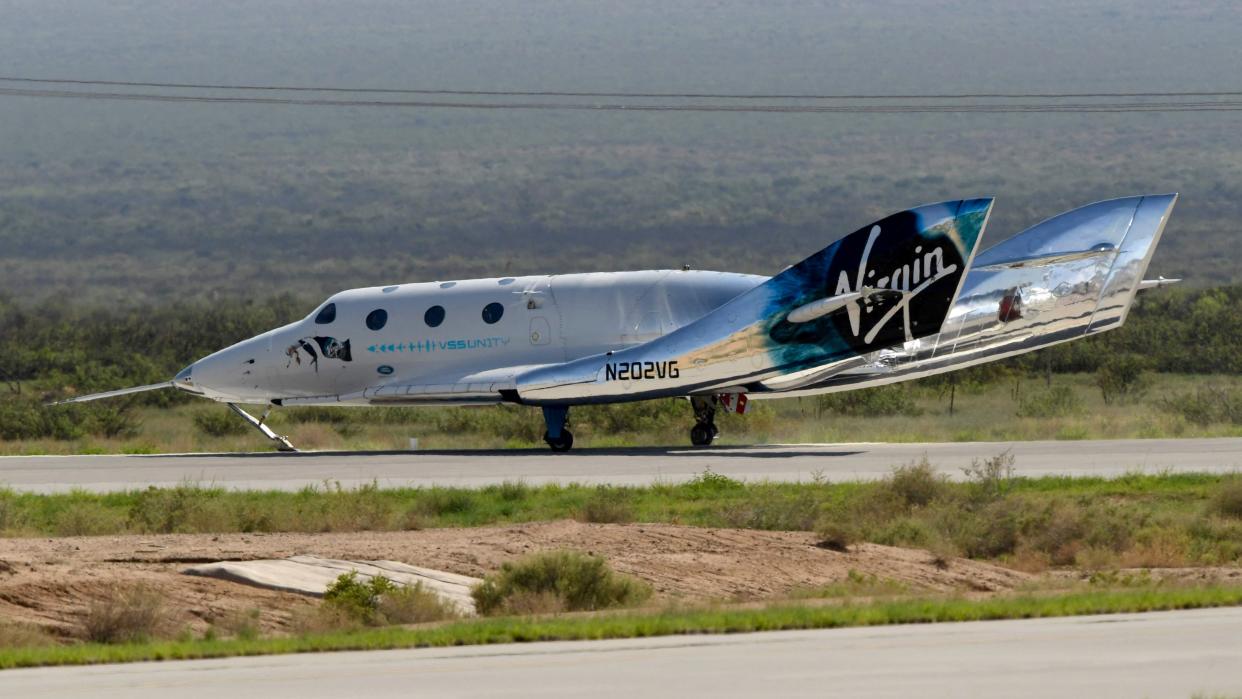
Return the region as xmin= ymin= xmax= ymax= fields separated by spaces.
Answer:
xmin=689 ymin=396 xmax=719 ymax=447
xmin=542 ymin=405 xmax=574 ymax=452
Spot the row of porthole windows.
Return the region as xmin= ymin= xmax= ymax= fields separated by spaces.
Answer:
xmin=314 ymin=302 xmax=505 ymax=328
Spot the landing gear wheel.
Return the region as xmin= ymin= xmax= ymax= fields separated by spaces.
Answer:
xmin=544 ymin=429 xmax=574 ymax=452
xmin=690 ymin=423 xmax=715 ymax=447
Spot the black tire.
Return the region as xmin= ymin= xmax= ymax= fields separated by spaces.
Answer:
xmin=544 ymin=429 xmax=574 ymax=452
xmin=690 ymin=423 xmax=714 ymax=447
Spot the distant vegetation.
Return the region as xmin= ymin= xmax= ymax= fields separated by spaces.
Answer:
xmin=3 ymin=1 xmax=1242 ymax=302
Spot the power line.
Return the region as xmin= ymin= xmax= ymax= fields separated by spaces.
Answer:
xmin=4 ymin=75 xmax=1242 ymax=101
xmin=4 ymin=86 xmax=1242 ymax=114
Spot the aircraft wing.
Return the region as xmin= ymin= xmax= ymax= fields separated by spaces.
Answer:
xmin=507 ymin=199 xmax=993 ymax=405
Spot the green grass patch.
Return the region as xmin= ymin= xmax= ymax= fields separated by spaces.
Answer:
xmin=3 ymin=471 xmax=1242 ymax=568
xmin=3 ymin=585 xmax=1241 ymax=670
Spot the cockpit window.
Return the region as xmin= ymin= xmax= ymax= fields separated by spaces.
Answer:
xmin=366 ymin=309 xmax=388 ymax=331
xmin=314 ymin=303 xmax=336 ymax=324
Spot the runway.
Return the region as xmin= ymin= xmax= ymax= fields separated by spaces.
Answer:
xmin=0 ymin=438 xmax=1239 ymax=492
xmin=4 ymin=607 xmax=1241 ymax=698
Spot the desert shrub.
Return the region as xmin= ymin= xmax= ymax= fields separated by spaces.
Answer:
xmin=1158 ymin=388 xmax=1242 ymax=426
xmin=212 ymin=608 xmax=262 ymax=640
xmin=957 ymin=500 xmax=1019 ymax=558
xmin=82 ymin=584 xmax=175 ymax=643
xmin=55 ymin=500 xmax=126 ymax=536
xmin=129 ymin=484 xmax=227 ymax=533
xmin=322 ymin=572 xmax=458 ymax=627
xmin=1016 ymin=385 xmax=1083 ymax=418
xmin=1095 ymin=354 xmax=1150 ymax=405
xmin=578 ymin=487 xmax=635 ymax=524
xmin=813 ymin=509 xmax=860 ymax=551
xmin=471 ymin=550 xmax=652 ymax=616
xmin=1210 ymin=478 xmax=1242 ymax=519
xmin=322 ymin=571 xmax=392 ymax=625
xmin=486 ymin=480 xmax=532 ymax=503
xmin=682 ymin=468 xmax=744 ymax=497
xmin=720 ymin=484 xmax=822 ymax=531
xmin=882 ymin=458 xmax=947 ymax=509
xmin=0 ymin=398 xmax=88 ymax=440
xmin=193 ymin=409 xmax=248 ymax=437
xmin=416 ymin=488 xmax=477 ymax=517
xmin=377 ymin=583 xmax=461 ymax=624
xmin=814 ymin=384 xmax=922 ymax=417
xmin=961 ymin=451 xmax=1016 ymax=501
xmin=1024 ymin=502 xmax=1087 ymax=565
xmin=0 ymin=621 xmax=55 ymax=648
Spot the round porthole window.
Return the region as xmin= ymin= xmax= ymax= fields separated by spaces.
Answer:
xmin=424 ymin=305 xmax=446 ymax=328
xmin=366 ymin=309 xmax=388 ymax=331
xmin=482 ymin=302 xmax=504 ymax=324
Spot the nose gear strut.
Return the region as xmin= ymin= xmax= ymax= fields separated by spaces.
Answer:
xmin=227 ymin=403 xmax=298 ymax=452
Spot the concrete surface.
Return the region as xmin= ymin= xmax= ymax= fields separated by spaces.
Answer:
xmin=1 ymin=438 xmax=1239 ymax=492
xmin=184 ymin=556 xmax=480 ymax=613
xmin=3 ymin=607 xmax=1241 ymax=698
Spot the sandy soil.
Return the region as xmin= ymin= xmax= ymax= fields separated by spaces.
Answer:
xmin=0 ymin=521 xmax=1036 ymax=639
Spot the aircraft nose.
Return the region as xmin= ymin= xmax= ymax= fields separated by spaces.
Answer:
xmin=172 ymin=363 xmax=197 ymax=392
xmin=180 ymin=341 xmax=267 ymax=401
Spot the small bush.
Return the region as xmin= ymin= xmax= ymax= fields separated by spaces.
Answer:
xmin=578 ymin=488 xmax=635 ymax=524
xmin=322 ymin=572 xmax=458 ymax=626
xmin=212 ymin=608 xmax=262 ymax=640
xmin=814 ymin=512 xmax=859 ymax=551
xmin=1095 ymin=354 xmax=1150 ymax=405
xmin=961 ymin=451 xmax=1016 ymax=501
xmin=1210 ymin=478 xmax=1242 ymax=519
xmin=1017 ymin=385 xmax=1083 ymax=418
xmin=82 ymin=584 xmax=174 ymax=643
xmin=0 ymin=621 xmax=55 ymax=648
xmin=1158 ymin=388 xmax=1242 ymax=426
xmin=683 ymin=468 xmax=744 ymax=497
xmin=377 ymin=582 xmax=461 ymax=624
xmin=55 ymin=500 xmax=126 ymax=536
xmin=471 ymin=550 xmax=652 ymax=616
xmin=883 ymin=458 xmax=947 ymax=509
xmin=193 ymin=410 xmax=248 ymax=437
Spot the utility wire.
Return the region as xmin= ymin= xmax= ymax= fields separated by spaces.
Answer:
xmin=4 ymin=86 xmax=1242 ymax=113
xmin=3 ymin=75 xmax=1242 ymax=101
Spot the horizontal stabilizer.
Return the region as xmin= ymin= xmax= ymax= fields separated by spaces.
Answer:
xmin=972 ymin=244 xmax=1116 ymax=271
xmin=1139 ymin=276 xmax=1181 ymax=291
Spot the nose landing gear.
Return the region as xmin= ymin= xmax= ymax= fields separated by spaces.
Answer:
xmin=228 ymin=403 xmax=298 ymax=452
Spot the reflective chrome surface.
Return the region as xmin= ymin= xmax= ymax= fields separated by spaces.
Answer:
xmin=756 ymin=194 xmax=1177 ymax=397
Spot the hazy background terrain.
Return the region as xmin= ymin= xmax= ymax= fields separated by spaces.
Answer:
xmin=3 ymin=0 xmax=1242 ymax=305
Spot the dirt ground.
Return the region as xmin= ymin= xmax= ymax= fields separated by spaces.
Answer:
xmin=0 ymin=520 xmax=1035 ymax=639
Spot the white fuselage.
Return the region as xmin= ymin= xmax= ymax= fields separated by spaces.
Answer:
xmin=181 ymin=270 xmax=765 ymax=404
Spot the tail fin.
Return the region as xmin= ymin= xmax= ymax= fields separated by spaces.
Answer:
xmin=761 ymin=198 xmax=993 ymax=363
